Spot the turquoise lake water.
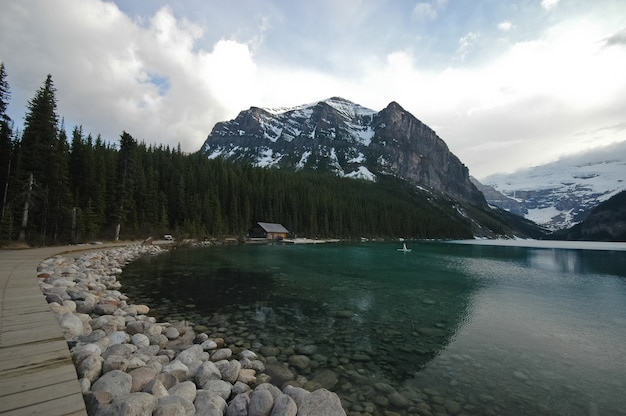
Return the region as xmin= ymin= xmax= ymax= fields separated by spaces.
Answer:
xmin=120 ymin=241 xmax=626 ymax=415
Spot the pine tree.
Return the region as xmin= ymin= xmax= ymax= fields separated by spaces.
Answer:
xmin=114 ymin=131 xmax=137 ymax=240
xmin=0 ymin=63 xmax=13 ymax=239
xmin=17 ymin=74 xmax=62 ymax=244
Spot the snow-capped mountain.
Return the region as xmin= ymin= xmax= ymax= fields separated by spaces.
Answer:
xmin=479 ymin=141 xmax=626 ymax=230
xmin=201 ymin=97 xmax=486 ymax=207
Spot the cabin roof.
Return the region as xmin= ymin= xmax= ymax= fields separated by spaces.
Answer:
xmin=255 ymin=222 xmax=289 ymax=233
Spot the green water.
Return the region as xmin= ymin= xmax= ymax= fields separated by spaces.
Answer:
xmin=120 ymin=241 xmax=626 ymax=415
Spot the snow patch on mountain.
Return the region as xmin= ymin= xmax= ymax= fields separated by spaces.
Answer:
xmin=482 ymin=140 xmax=626 ymax=230
xmin=345 ymin=166 xmax=376 ymax=181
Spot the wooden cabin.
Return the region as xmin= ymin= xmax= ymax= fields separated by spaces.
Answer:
xmin=248 ymin=222 xmax=290 ymax=240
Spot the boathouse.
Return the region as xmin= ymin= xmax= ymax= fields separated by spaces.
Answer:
xmin=248 ymin=222 xmax=290 ymax=240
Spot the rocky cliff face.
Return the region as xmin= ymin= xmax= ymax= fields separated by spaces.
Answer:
xmin=552 ymin=191 xmax=626 ymax=241
xmin=201 ymin=97 xmax=486 ymax=207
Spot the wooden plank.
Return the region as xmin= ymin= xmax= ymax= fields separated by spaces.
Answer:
xmin=0 ymin=247 xmax=88 ymax=416
xmin=0 ymin=329 xmax=65 ymax=347
xmin=0 ymin=389 xmax=86 ymax=416
xmin=0 ymin=341 xmax=71 ymax=370
xmin=0 ymin=379 xmax=82 ymax=412
xmin=0 ymin=363 xmax=78 ymax=396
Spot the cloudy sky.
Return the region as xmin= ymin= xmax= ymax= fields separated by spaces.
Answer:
xmin=1 ymin=0 xmax=625 ymax=179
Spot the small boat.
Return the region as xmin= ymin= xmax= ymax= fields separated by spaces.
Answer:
xmin=397 ymin=243 xmax=412 ymax=252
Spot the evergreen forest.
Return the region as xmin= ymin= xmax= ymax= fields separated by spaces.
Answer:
xmin=0 ymin=64 xmax=477 ymax=246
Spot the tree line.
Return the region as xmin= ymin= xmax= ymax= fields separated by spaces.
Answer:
xmin=0 ymin=64 xmax=474 ymax=246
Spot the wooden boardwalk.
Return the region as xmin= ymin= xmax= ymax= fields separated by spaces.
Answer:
xmin=0 ymin=245 xmax=122 ymax=416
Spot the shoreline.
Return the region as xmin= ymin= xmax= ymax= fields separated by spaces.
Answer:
xmin=37 ymin=243 xmax=346 ymax=415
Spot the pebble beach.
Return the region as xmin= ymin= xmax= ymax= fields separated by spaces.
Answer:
xmin=37 ymin=243 xmax=346 ymax=416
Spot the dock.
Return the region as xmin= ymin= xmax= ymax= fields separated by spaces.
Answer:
xmin=0 ymin=243 xmax=131 ymax=416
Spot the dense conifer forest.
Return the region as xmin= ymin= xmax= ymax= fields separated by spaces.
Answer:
xmin=0 ymin=65 xmax=477 ymax=246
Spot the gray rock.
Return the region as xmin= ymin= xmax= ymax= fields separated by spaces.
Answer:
xmin=239 ymin=349 xmax=258 ymax=360
xmin=78 ymin=377 xmax=91 ymax=393
xmin=102 ymin=343 xmax=136 ymax=359
xmin=127 ymin=356 xmax=147 ymax=370
xmin=282 ymin=385 xmax=310 ymax=408
xmin=195 ymin=360 xmax=222 ymax=387
xmin=259 ymin=346 xmax=280 ymax=357
xmin=201 ymin=380 xmax=233 ymax=400
xmin=145 ymin=322 xmax=163 ymax=336
xmin=168 ymin=380 xmax=197 ymax=403
xmin=158 ymin=395 xmax=195 ymax=416
xmin=71 ymin=343 xmax=102 ymax=365
xmin=78 ymin=354 xmax=103 ymax=383
xmin=194 ymin=391 xmax=227 ymax=416
xmin=298 ymin=388 xmax=346 ymax=416
xmin=201 ymin=339 xmax=218 ymax=351
xmin=444 ymin=399 xmax=462 ymax=415
xmin=156 ymin=372 xmax=179 ymax=390
xmin=226 ymin=392 xmax=250 ymax=416
xmin=211 ymin=348 xmax=233 ymax=361
xmin=296 ymin=344 xmax=318 ymax=355
xmin=153 ymin=401 xmax=185 ymax=416
xmin=162 ymin=360 xmax=189 ymax=381
xmin=83 ymin=391 xmax=113 ymax=415
xmin=248 ymin=360 xmax=265 ymax=372
xmin=232 ymin=381 xmax=252 ymax=397
xmin=102 ymin=354 xmax=129 ymax=373
xmin=249 ymin=389 xmax=273 ymax=416
xmin=264 ymin=363 xmax=295 ymax=386
xmin=91 ymin=370 xmax=132 ymax=398
xmin=389 ymin=391 xmax=410 ymax=408
xmin=129 ymin=366 xmax=158 ymax=392
xmin=177 ymin=344 xmax=205 ymax=366
xmin=58 ymin=312 xmax=84 ymax=338
xmin=108 ymin=330 xmax=130 ymax=345
xmin=46 ymin=293 xmax=64 ymax=305
xmin=78 ymin=329 xmax=107 ymax=344
xmin=270 ymin=393 xmax=297 ymax=416
xmin=311 ymin=369 xmax=338 ymax=390
xmin=288 ymin=355 xmax=310 ymax=370
xmin=143 ymin=379 xmax=169 ymax=398
xmin=130 ymin=333 xmax=150 ymax=348
xmin=107 ymin=392 xmax=158 ymax=416
xmin=150 ymin=334 xmax=169 ymax=348
xmin=254 ymin=383 xmax=282 ymax=400
xmin=164 ymin=326 xmax=180 ymax=340
xmin=216 ymin=359 xmax=241 ymax=384
xmin=94 ymin=303 xmax=118 ymax=315
xmin=75 ymin=298 xmax=95 ymax=314
xmin=125 ymin=321 xmax=145 ymax=335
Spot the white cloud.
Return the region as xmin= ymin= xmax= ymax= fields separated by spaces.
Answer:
xmin=498 ymin=21 xmax=513 ymax=32
xmin=1 ymin=0 xmax=625 ymax=179
xmin=541 ymin=0 xmax=560 ymax=11
xmin=412 ymin=2 xmax=437 ymax=21
xmin=0 ymin=0 xmax=259 ymax=150
xmin=456 ymin=32 xmax=479 ymax=61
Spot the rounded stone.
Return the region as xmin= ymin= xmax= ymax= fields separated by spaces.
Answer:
xmin=129 ymin=366 xmax=158 ymax=392
xmin=288 ymin=355 xmax=310 ymax=370
xmin=91 ymin=369 xmax=132 ymax=397
xmin=168 ymin=380 xmax=197 ymax=404
xmin=164 ymin=327 xmax=180 ymax=340
xmin=131 ymin=333 xmax=150 ymax=348
xmin=211 ymin=348 xmax=233 ymax=362
xmin=249 ymin=389 xmax=273 ymax=416
xmin=94 ymin=303 xmax=118 ymax=315
xmin=273 ymin=393 xmax=298 ymax=416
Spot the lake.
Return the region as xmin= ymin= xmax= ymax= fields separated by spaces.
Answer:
xmin=120 ymin=240 xmax=626 ymax=415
